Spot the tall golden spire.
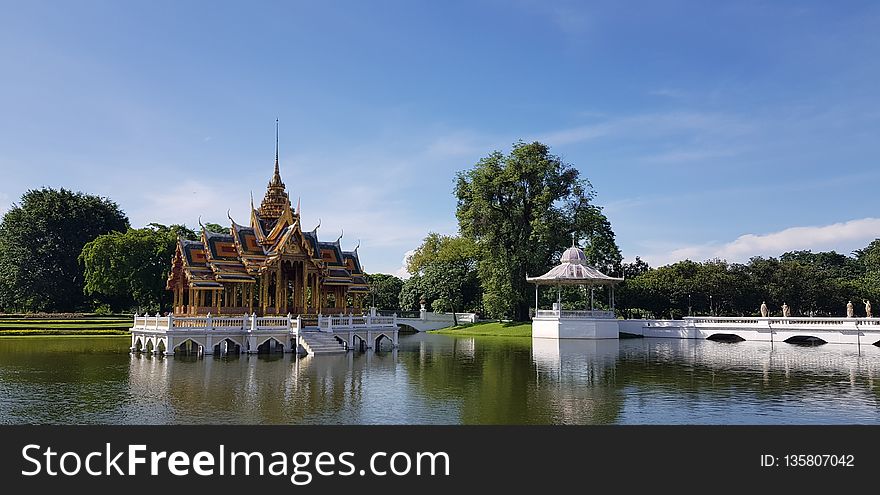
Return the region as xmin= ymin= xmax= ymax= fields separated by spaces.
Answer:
xmin=270 ymin=118 xmax=282 ymax=187
xmin=259 ymin=118 xmax=290 ymax=220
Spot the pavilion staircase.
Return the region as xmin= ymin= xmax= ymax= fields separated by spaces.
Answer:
xmin=299 ymin=330 xmax=347 ymax=355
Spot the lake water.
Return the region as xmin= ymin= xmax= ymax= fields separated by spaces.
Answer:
xmin=1 ymin=334 xmax=879 ymax=424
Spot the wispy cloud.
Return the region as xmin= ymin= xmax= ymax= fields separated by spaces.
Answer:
xmin=640 ymin=217 xmax=880 ymax=266
xmin=640 ymin=148 xmax=739 ymax=164
xmin=533 ymin=111 xmax=751 ymax=146
xmin=649 ymin=88 xmax=687 ymax=98
xmin=394 ymin=249 xmax=416 ymax=279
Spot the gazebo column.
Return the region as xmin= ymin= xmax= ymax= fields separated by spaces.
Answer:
xmin=611 ymin=285 xmax=615 ymax=311
xmin=535 ymin=285 xmax=539 ymax=315
xmin=590 ymin=285 xmax=595 ymax=312
xmin=556 ymin=284 xmax=561 ymax=312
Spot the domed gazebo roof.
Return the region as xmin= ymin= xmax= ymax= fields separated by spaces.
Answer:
xmin=560 ymin=245 xmax=588 ymax=264
xmin=526 ymin=241 xmax=623 ymax=286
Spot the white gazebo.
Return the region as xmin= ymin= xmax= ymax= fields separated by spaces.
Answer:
xmin=527 ymin=242 xmax=623 ymax=339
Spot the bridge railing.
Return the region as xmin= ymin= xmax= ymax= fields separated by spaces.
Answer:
xmin=134 ymin=312 xmax=401 ymax=333
xmin=134 ymin=313 xmax=298 ymax=332
xmin=534 ymin=309 xmax=616 ymax=319
xmin=316 ymin=314 xmax=398 ymax=331
xmin=685 ymin=316 xmax=880 ymax=328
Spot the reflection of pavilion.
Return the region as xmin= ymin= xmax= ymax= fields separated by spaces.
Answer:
xmin=528 ymin=241 xmax=623 ymax=339
xmin=127 ymin=350 xmax=399 ymax=424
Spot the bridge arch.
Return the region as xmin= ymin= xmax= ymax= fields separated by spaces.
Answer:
xmin=784 ymin=335 xmax=827 ymax=346
xmin=375 ymin=333 xmax=393 ymax=350
xmin=706 ymin=333 xmax=746 ymax=343
xmin=174 ymin=337 xmax=206 ymax=356
xmin=256 ymin=337 xmax=285 ymax=354
xmin=144 ymin=338 xmax=155 ymax=354
xmin=133 ymin=336 xmax=144 ymax=353
xmin=156 ymin=339 xmax=167 ymax=355
xmin=213 ymin=338 xmax=242 ymax=355
xmin=351 ymin=334 xmax=367 ymax=352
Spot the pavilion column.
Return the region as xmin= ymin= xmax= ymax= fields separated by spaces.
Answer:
xmin=314 ymin=275 xmax=319 ymax=313
xmin=275 ymin=267 xmax=283 ymax=314
xmin=260 ymin=272 xmax=267 ymax=315
xmin=216 ymin=289 xmax=222 ymax=315
xmin=301 ymin=262 xmax=307 ymax=314
xmin=316 ymin=277 xmax=322 ymax=314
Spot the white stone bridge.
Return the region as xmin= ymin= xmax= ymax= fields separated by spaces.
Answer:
xmin=380 ymin=308 xmax=477 ymax=332
xmin=130 ymin=311 xmax=399 ymax=356
xmin=618 ymin=316 xmax=880 ymax=345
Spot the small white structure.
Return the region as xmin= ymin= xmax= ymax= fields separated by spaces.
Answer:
xmin=527 ymin=241 xmax=623 ymax=339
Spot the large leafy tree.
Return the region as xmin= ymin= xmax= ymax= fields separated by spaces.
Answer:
xmin=364 ymin=273 xmax=404 ymax=310
xmin=405 ymin=233 xmax=482 ymax=316
xmin=855 ymin=239 xmax=880 ymax=303
xmin=455 ymin=141 xmax=621 ymax=320
xmin=0 ymin=188 xmax=129 ymax=312
xmin=79 ymin=224 xmax=193 ymax=313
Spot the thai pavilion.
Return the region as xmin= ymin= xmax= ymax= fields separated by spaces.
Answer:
xmin=165 ymin=135 xmax=369 ymax=317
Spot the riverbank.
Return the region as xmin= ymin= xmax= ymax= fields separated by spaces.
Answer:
xmin=0 ymin=314 xmax=131 ymax=336
xmin=430 ymin=321 xmax=532 ymax=337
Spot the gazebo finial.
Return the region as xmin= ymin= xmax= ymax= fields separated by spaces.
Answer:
xmin=571 ymin=232 xmax=577 ymax=248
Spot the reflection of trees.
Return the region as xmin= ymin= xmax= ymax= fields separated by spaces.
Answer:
xmin=6 ymin=335 xmax=879 ymax=425
xmin=397 ymin=335 xmax=626 ymax=424
xmin=0 ymin=337 xmax=132 ymax=423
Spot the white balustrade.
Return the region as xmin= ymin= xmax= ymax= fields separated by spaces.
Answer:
xmin=133 ymin=312 xmax=398 ymax=334
xmin=534 ymin=309 xmax=616 ymax=319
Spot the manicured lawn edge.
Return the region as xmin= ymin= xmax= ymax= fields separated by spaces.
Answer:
xmin=430 ymin=321 xmax=532 ymax=337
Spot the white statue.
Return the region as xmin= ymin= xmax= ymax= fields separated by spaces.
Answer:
xmin=760 ymin=301 xmax=768 ymax=317
xmin=782 ymin=302 xmax=790 ymax=317
xmin=846 ymin=300 xmax=854 ymax=318
xmin=866 ymin=300 xmax=872 ymax=318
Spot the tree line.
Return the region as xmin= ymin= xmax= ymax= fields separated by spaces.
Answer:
xmin=615 ymin=247 xmax=880 ymax=319
xmin=2 ymin=142 xmax=877 ymax=319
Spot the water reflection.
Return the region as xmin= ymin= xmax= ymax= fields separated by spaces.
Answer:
xmin=1 ymin=335 xmax=879 ymax=424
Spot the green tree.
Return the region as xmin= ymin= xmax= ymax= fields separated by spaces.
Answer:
xmin=203 ymin=222 xmax=228 ymax=235
xmin=406 ymin=233 xmax=482 ymax=315
xmin=398 ymin=274 xmax=424 ymax=312
xmin=455 ymin=141 xmax=621 ymax=320
xmin=79 ymin=224 xmax=187 ymax=313
xmin=855 ymin=239 xmax=880 ymax=304
xmin=0 ymin=188 xmax=129 ymax=312
xmin=364 ymin=273 xmax=404 ymax=310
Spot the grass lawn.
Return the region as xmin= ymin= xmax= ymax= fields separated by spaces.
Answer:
xmin=0 ymin=329 xmax=130 ymax=336
xmin=0 ymin=315 xmax=132 ymax=335
xmin=430 ymin=321 xmax=532 ymax=337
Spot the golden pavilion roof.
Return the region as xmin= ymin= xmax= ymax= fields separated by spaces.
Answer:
xmin=166 ymin=128 xmax=368 ymax=292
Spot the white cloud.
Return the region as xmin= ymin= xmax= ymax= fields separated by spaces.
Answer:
xmin=641 ymin=148 xmax=739 ymax=164
xmin=649 ymin=88 xmax=687 ymax=98
xmin=641 ymin=217 xmax=880 ymax=266
xmin=393 ymin=249 xmax=416 ymax=279
xmin=532 ymin=112 xmax=751 ymax=147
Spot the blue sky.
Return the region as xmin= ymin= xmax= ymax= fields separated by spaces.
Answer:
xmin=1 ymin=0 xmax=879 ymax=276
